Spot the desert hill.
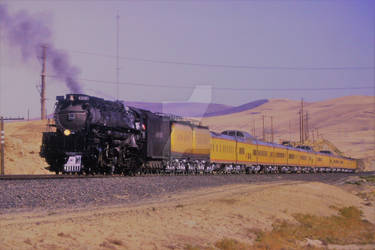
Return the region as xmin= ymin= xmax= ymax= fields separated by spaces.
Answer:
xmin=0 ymin=95 xmax=374 ymax=174
xmin=123 ymin=99 xmax=268 ymax=117
xmin=124 ymin=101 xmax=233 ymax=117
xmin=1 ymin=120 xmax=50 ymax=174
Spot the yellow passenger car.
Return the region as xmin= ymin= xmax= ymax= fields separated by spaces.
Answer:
xmin=296 ymin=150 xmax=310 ymax=167
xmin=192 ymin=126 xmax=211 ymax=159
xmin=330 ymin=156 xmax=344 ymax=169
xmin=170 ymin=122 xmax=193 ymax=158
xmin=347 ymin=158 xmax=357 ymax=170
xmin=236 ymin=141 xmax=257 ymax=165
xmin=210 ymin=133 xmax=237 ymax=164
xmin=255 ymin=142 xmax=274 ymax=165
xmin=273 ymin=145 xmax=288 ymax=166
xmin=287 ymin=148 xmax=300 ymax=166
xmin=315 ymin=153 xmax=330 ymax=168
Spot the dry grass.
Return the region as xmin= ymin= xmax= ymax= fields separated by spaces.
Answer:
xmin=186 ymin=206 xmax=375 ymax=250
xmin=254 ymin=206 xmax=375 ymax=248
xmin=185 ymin=239 xmax=250 ymax=250
xmin=214 ymin=238 xmax=251 ymax=250
xmin=360 ymin=175 xmax=375 ymax=183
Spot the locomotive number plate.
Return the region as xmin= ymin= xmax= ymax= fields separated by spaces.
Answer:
xmin=64 ymin=155 xmax=82 ymax=172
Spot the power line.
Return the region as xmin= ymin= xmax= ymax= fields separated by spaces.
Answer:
xmin=46 ymin=75 xmax=374 ymax=92
xmin=66 ymin=49 xmax=374 ymax=71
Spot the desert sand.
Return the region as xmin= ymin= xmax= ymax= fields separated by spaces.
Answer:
xmin=0 ymin=120 xmax=50 ymax=174
xmin=1 ymin=181 xmax=374 ymax=249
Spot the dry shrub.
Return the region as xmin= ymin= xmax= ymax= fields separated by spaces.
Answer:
xmin=360 ymin=175 xmax=375 ymax=183
xmin=106 ymin=238 xmax=124 ymax=246
xmin=99 ymin=241 xmax=117 ymax=249
xmin=23 ymin=238 xmax=32 ymax=245
xmin=216 ymin=198 xmax=238 ymax=205
xmin=253 ymin=206 xmax=375 ymax=249
xmin=185 ymin=244 xmax=213 ymax=250
xmin=214 ymin=238 xmax=251 ymax=250
xmin=99 ymin=238 xmax=126 ymax=249
xmin=57 ymin=232 xmax=70 ymax=238
xmin=205 ymin=207 xmax=375 ymax=250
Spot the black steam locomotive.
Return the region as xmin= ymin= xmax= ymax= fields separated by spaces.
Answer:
xmin=40 ymin=94 xmax=183 ymax=175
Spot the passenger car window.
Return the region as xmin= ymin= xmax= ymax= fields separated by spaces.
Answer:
xmin=236 ymin=132 xmax=244 ymax=137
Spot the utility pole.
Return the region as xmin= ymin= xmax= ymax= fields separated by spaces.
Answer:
xmin=40 ymin=45 xmax=47 ymax=120
xmin=262 ymin=115 xmax=265 ymax=141
xmin=253 ymin=120 xmax=256 ymax=138
xmin=299 ymin=111 xmax=302 ymax=143
xmin=116 ymin=11 xmax=120 ymax=100
xmin=271 ymin=116 xmax=274 ymax=143
xmin=300 ymin=98 xmax=304 ymax=144
xmin=1 ymin=117 xmax=3 ymax=175
xmin=0 ymin=116 xmax=24 ymax=175
xmin=312 ymin=128 xmax=315 ymax=143
xmin=305 ymin=111 xmax=309 ymax=141
xmin=289 ymin=120 xmax=291 ymax=141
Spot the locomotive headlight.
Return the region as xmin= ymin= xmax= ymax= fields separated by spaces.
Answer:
xmin=64 ymin=129 xmax=71 ymax=136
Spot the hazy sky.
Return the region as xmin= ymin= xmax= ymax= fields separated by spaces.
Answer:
xmin=0 ymin=0 xmax=374 ymax=118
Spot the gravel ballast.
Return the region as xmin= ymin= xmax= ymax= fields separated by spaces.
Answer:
xmin=0 ymin=172 xmax=372 ymax=214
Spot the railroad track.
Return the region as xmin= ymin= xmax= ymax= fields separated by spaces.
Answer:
xmin=0 ymin=171 xmax=373 ymax=181
xmin=0 ymin=174 xmax=116 ymax=180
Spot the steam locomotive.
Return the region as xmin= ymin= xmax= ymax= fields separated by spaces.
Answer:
xmin=40 ymin=94 xmax=357 ymax=175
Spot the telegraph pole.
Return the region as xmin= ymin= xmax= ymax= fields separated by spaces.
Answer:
xmin=305 ymin=111 xmax=309 ymax=141
xmin=300 ymin=98 xmax=304 ymax=144
xmin=1 ymin=117 xmax=4 ymax=175
xmin=299 ymin=110 xmax=302 ymax=143
xmin=262 ymin=115 xmax=265 ymax=141
xmin=252 ymin=120 xmax=256 ymax=138
xmin=270 ymin=116 xmax=274 ymax=143
xmin=0 ymin=116 xmax=24 ymax=175
xmin=40 ymin=45 xmax=47 ymax=120
xmin=312 ymin=128 xmax=315 ymax=143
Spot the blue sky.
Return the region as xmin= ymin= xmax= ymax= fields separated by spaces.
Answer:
xmin=0 ymin=0 xmax=374 ymax=118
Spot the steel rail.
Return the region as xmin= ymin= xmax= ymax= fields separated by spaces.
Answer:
xmin=0 ymin=174 xmax=120 ymax=181
xmin=0 ymin=171 xmax=373 ymax=181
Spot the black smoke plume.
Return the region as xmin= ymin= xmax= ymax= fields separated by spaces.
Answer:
xmin=0 ymin=4 xmax=82 ymax=93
